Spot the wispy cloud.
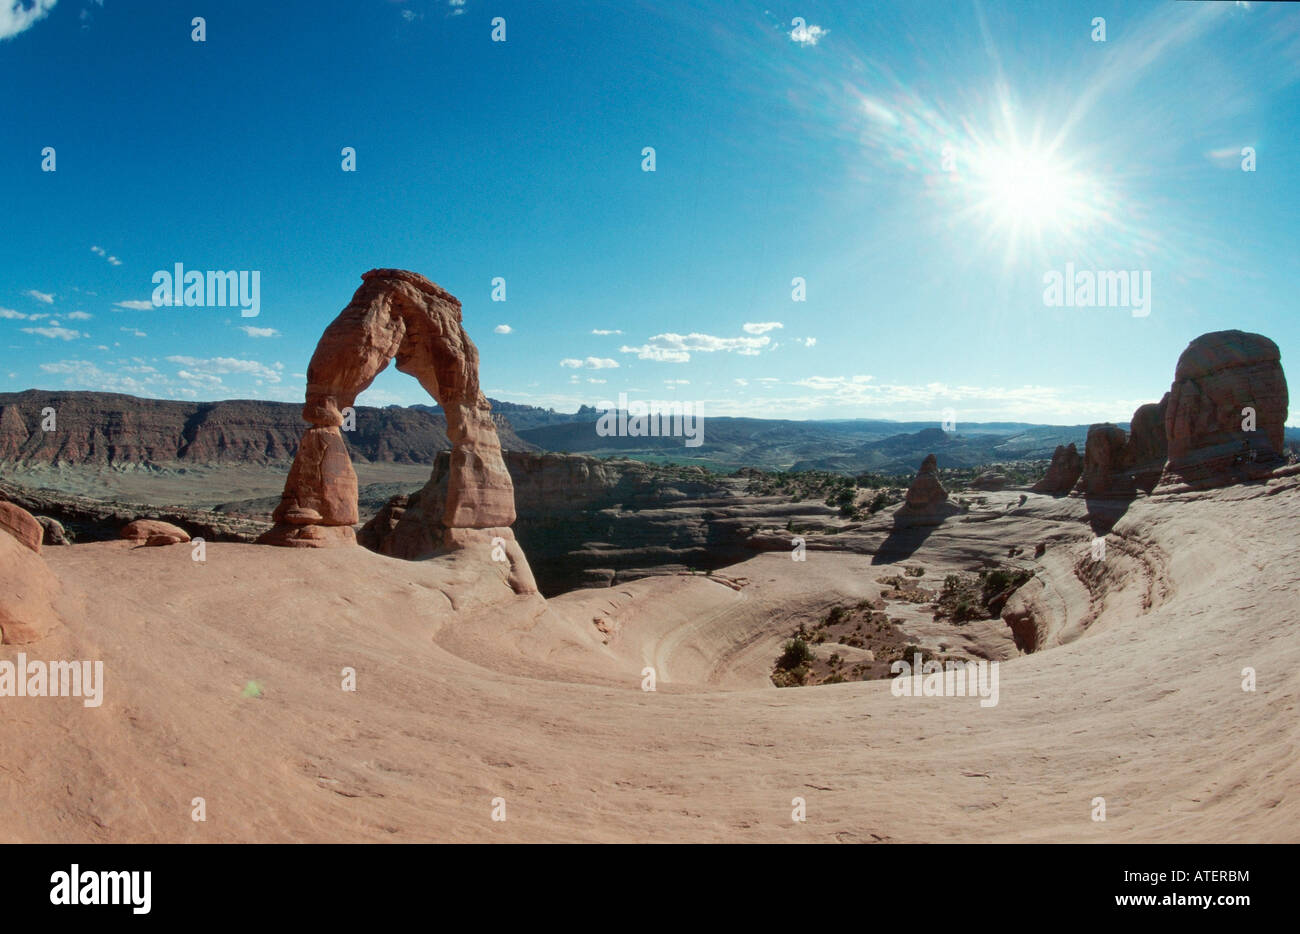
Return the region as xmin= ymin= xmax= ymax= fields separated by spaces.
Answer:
xmin=494 ymin=324 xmax=513 ymax=334
xmin=90 ymin=245 xmax=122 ymax=266
xmin=114 ymin=300 xmax=153 ymax=311
xmin=239 ymin=325 xmax=279 ymax=338
xmin=560 ymin=356 xmax=619 ymax=369
xmin=0 ymin=307 xmax=27 ymax=319
xmin=742 ymin=321 xmax=783 ymax=335
xmin=166 ymin=355 xmax=284 ymax=384
xmin=620 ymin=331 xmax=772 ymax=363
xmin=22 ymin=326 xmax=83 ymax=341
xmin=25 ymin=289 xmax=54 ymax=304
xmin=591 ymin=328 xmax=622 ymax=335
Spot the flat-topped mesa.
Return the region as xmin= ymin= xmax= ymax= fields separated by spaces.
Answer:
xmin=1160 ymin=330 xmax=1290 ymax=489
xmin=259 ymin=269 xmax=535 ymax=594
xmin=1032 ymin=443 xmax=1083 ymax=494
xmin=904 ymin=453 xmax=948 ymax=509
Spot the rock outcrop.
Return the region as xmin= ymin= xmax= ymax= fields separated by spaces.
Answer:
xmin=0 ymin=500 xmax=43 ymax=554
xmin=904 ymin=454 xmax=948 ymax=509
xmin=260 ymin=269 xmax=535 ymax=594
xmin=1124 ymin=396 xmax=1169 ymax=491
xmin=0 ymin=501 xmax=61 ymax=643
xmin=0 ymin=530 xmax=61 ymax=644
xmin=1032 ymin=443 xmax=1083 ymax=494
xmin=121 ymin=519 xmax=192 ymax=546
xmin=1161 ymin=330 xmax=1289 ymax=488
xmin=968 ymin=470 xmax=1008 ymax=491
xmin=35 ymin=516 xmax=68 ymax=546
xmin=1075 ymin=424 xmax=1133 ymax=497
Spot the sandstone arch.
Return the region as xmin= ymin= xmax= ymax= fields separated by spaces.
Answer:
xmin=259 ymin=268 xmax=535 ymax=593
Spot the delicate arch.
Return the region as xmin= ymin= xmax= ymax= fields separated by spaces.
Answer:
xmin=259 ymin=269 xmax=531 ymax=591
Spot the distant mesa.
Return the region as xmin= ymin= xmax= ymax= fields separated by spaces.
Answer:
xmin=258 ymin=269 xmax=537 ymax=594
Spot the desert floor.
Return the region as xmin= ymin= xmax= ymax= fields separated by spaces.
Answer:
xmin=2 ymin=476 xmax=1297 ymax=842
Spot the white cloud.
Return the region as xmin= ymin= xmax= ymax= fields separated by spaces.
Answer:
xmin=790 ymin=23 xmax=828 ymax=46
xmin=239 ymin=325 xmax=279 ymax=338
xmin=742 ymin=321 xmax=783 ymax=335
xmin=591 ymin=328 xmax=622 ymax=335
xmin=22 ymin=326 xmax=83 ymax=340
xmin=114 ymin=300 xmax=153 ymax=310
xmin=494 ymin=324 xmax=513 ymax=334
xmin=0 ymin=0 xmax=57 ymax=41
xmin=91 ymin=245 xmax=105 ymax=256
xmin=120 ymin=327 xmax=147 ymax=338
xmin=66 ymin=311 xmax=92 ymax=320
xmin=166 ymin=355 xmax=283 ymax=383
xmin=560 ymin=356 xmax=620 ymax=369
xmin=804 ymin=337 xmax=817 ymax=347
xmin=587 ymin=378 xmax=606 ymax=384
xmin=0 ymin=307 xmax=26 ymax=319
xmin=620 ymin=331 xmax=772 ymax=363
xmin=25 ymin=289 xmax=54 ymax=304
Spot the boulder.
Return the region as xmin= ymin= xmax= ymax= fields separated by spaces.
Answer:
xmin=0 ymin=531 xmax=61 ymax=644
xmin=121 ymin=519 xmax=191 ymax=546
xmin=968 ymin=470 xmax=1008 ymax=491
xmin=0 ymin=501 xmax=43 ymax=554
xmin=1032 ymin=443 xmax=1083 ymax=494
xmin=36 ymin=516 xmax=68 ymax=546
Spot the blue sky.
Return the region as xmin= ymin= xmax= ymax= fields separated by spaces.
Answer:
xmin=2 ymin=0 xmax=1297 ymax=425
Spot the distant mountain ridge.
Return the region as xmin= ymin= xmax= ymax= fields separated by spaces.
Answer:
xmin=4 ymin=389 xmax=1293 ymax=473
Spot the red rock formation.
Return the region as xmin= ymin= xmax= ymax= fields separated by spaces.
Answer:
xmin=903 ymin=454 xmax=947 ymax=508
xmin=1161 ymin=330 xmax=1289 ymax=487
xmin=0 ymin=501 xmax=43 ymax=554
xmin=0 ymin=531 xmax=61 ymax=644
xmin=261 ymin=269 xmax=535 ymax=593
xmin=121 ymin=519 xmax=192 ymax=546
xmin=1032 ymin=443 xmax=1083 ymax=494
xmin=1075 ymin=424 xmax=1132 ymax=497
xmin=1124 ymin=395 xmax=1169 ymax=491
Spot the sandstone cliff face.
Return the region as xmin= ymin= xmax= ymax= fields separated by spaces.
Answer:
xmin=1032 ymin=443 xmax=1083 ymax=494
xmin=1124 ymin=396 xmax=1169 ymax=491
xmin=0 ymin=391 xmax=533 ymax=467
xmin=1161 ymin=330 xmax=1289 ymax=487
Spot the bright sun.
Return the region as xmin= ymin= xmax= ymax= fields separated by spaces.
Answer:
xmin=964 ymin=140 xmax=1100 ymax=241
